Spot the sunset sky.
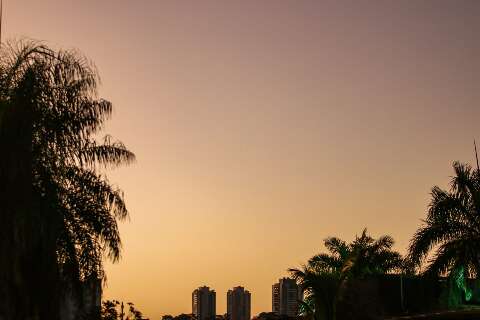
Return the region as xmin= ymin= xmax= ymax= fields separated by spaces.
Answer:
xmin=5 ymin=1 xmax=480 ymax=319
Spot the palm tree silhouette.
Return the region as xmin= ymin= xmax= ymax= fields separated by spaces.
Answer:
xmin=408 ymin=162 xmax=480 ymax=285
xmin=0 ymin=40 xmax=134 ymax=319
xmin=290 ymin=266 xmax=341 ymax=320
xmin=289 ymin=229 xmax=403 ymax=320
xmin=309 ymin=229 xmax=403 ymax=278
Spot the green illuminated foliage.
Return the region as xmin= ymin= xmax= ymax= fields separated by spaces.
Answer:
xmin=453 ymin=266 xmax=473 ymax=302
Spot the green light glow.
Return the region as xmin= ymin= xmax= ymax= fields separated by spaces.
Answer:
xmin=465 ymin=290 xmax=473 ymax=302
xmin=453 ymin=266 xmax=473 ymax=302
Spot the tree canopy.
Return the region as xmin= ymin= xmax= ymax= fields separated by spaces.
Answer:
xmin=0 ymin=40 xmax=134 ymax=319
xmin=409 ymin=161 xmax=480 ymax=278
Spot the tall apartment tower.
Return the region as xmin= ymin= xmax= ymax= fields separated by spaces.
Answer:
xmin=272 ymin=278 xmax=301 ymax=317
xmin=192 ymin=286 xmax=216 ymax=320
xmin=227 ymin=286 xmax=251 ymax=320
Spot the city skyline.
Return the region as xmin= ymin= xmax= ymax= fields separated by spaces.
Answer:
xmin=4 ymin=1 xmax=479 ymax=319
xmin=189 ymin=279 xmax=299 ymax=319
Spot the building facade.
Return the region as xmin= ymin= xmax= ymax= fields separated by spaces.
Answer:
xmin=227 ymin=286 xmax=251 ymax=320
xmin=272 ymin=278 xmax=301 ymax=317
xmin=193 ymin=286 xmax=216 ymax=320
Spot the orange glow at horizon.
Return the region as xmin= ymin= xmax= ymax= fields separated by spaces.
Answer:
xmin=6 ymin=1 xmax=480 ymax=319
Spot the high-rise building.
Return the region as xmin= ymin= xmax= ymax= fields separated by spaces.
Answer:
xmin=193 ymin=286 xmax=216 ymax=320
xmin=227 ymin=286 xmax=251 ymax=320
xmin=272 ymin=278 xmax=301 ymax=317
xmin=272 ymin=283 xmax=280 ymax=314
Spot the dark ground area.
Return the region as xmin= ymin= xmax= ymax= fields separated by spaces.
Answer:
xmin=386 ymin=309 xmax=480 ymax=320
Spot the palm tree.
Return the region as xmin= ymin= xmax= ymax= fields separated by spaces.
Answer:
xmin=290 ymin=265 xmax=342 ymax=320
xmin=289 ymin=230 xmax=403 ymax=320
xmin=408 ymin=162 xmax=480 ymax=301
xmin=0 ymin=41 xmax=134 ymax=319
xmin=309 ymin=229 xmax=403 ymax=278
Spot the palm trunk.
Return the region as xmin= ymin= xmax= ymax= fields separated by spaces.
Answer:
xmin=0 ymin=98 xmax=61 ymax=320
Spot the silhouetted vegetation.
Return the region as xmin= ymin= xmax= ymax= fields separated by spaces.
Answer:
xmin=162 ymin=313 xmax=206 ymax=320
xmin=408 ymin=161 xmax=480 ymax=306
xmin=101 ymin=300 xmax=146 ymax=320
xmin=0 ymin=40 xmax=134 ymax=319
xmin=289 ymin=161 xmax=480 ymax=320
xmin=289 ymin=229 xmax=404 ymax=320
xmin=252 ymin=312 xmax=297 ymax=320
xmin=309 ymin=229 xmax=404 ymax=278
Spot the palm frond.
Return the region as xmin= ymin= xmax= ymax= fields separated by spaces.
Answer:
xmin=324 ymin=237 xmax=349 ymax=259
xmin=408 ymin=161 xmax=480 ymax=278
xmin=0 ymin=40 xmax=135 ymax=319
xmin=77 ymin=135 xmax=135 ymax=169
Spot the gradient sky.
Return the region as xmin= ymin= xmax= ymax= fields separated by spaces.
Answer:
xmin=5 ymin=1 xmax=480 ymax=319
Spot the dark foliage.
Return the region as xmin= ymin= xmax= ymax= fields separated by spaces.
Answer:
xmin=408 ymin=162 xmax=480 ymax=278
xmin=289 ymin=230 xmax=403 ymax=320
xmin=0 ymin=40 xmax=134 ymax=319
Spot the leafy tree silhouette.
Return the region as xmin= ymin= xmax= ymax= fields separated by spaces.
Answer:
xmin=408 ymin=161 xmax=480 ymax=305
xmin=101 ymin=300 xmax=147 ymax=320
xmin=0 ymin=40 xmax=134 ymax=319
xmin=290 ymin=229 xmax=403 ymax=320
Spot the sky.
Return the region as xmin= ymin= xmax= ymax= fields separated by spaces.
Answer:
xmin=5 ymin=1 xmax=480 ymax=319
